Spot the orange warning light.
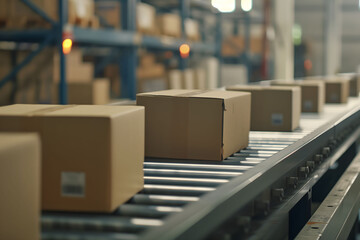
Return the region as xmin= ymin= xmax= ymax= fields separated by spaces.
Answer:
xmin=179 ymin=43 xmax=190 ymax=58
xmin=62 ymin=38 xmax=72 ymax=55
xmin=304 ymin=59 xmax=312 ymax=71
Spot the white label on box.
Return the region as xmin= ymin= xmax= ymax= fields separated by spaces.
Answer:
xmin=61 ymin=172 xmax=85 ymax=197
xmin=271 ymin=113 xmax=283 ymax=126
xmin=304 ymin=100 xmax=313 ymax=110
xmin=330 ymin=93 xmax=339 ymax=102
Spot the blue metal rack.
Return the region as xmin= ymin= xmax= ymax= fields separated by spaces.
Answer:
xmin=0 ymin=0 xmax=221 ymax=102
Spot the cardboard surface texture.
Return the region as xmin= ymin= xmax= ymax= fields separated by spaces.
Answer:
xmin=0 ymin=105 xmax=144 ymax=212
xmin=53 ymin=79 xmax=110 ymax=105
xmin=337 ymin=73 xmax=360 ymax=97
xmin=0 ymin=133 xmax=41 ymax=240
xmin=271 ymin=80 xmax=325 ymax=113
xmin=226 ymin=85 xmax=301 ymax=131
xmin=156 ymin=14 xmax=181 ymax=38
xmin=137 ymin=90 xmax=251 ymax=161
xmin=324 ymin=78 xmax=349 ymax=103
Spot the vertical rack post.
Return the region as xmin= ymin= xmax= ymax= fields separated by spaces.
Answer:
xmin=179 ymin=0 xmax=190 ymax=70
xmin=120 ymin=0 xmax=137 ymax=100
xmin=244 ymin=12 xmax=251 ymax=82
xmin=58 ymin=0 xmax=67 ymax=104
xmin=215 ymin=12 xmax=223 ymax=87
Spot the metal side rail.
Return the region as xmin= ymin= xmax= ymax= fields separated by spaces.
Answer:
xmin=41 ymin=97 xmax=360 ymax=240
xmin=295 ymin=151 xmax=360 ymax=240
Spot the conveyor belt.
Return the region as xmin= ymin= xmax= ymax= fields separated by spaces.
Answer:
xmin=41 ymin=97 xmax=360 ymax=240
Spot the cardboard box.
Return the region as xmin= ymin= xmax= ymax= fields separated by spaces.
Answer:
xmin=226 ymin=85 xmax=301 ymax=131
xmin=137 ymin=2 xmax=156 ymax=34
xmin=185 ymin=18 xmax=200 ymax=41
xmin=137 ymin=64 xmax=165 ymax=80
xmin=271 ymin=80 xmax=325 ymax=113
xmin=95 ymin=1 xmax=121 ymax=28
xmin=68 ymin=0 xmax=95 ymax=26
xmin=337 ymin=73 xmax=360 ymax=97
xmin=53 ymin=78 xmax=110 ymax=105
xmin=0 ymin=104 xmax=144 ymax=212
xmin=53 ymin=49 xmax=94 ymax=83
xmin=139 ymin=53 xmax=156 ymax=67
xmin=222 ymin=36 xmax=262 ymax=56
xmin=137 ymin=90 xmax=251 ymax=161
xmin=0 ymin=133 xmax=41 ymax=240
xmin=325 ymin=78 xmax=349 ymax=103
xmin=156 ymin=14 xmax=181 ymax=38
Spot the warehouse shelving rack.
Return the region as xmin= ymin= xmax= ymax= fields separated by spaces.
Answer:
xmin=0 ymin=0 xmax=221 ymax=104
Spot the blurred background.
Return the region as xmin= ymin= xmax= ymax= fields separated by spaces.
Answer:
xmin=0 ymin=0 xmax=357 ymax=105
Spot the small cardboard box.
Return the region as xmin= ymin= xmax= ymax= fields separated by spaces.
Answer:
xmin=137 ymin=90 xmax=251 ymax=161
xmin=185 ymin=18 xmax=200 ymax=41
xmin=53 ymin=78 xmax=110 ymax=105
xmin=0 ymin=133 xmax=41 ymax=240
xmin=337 ymin=73 xmax=360 ymax=97
xmin=0 ymin=105 xmax=144 ymax=212
xmin=226 ymin=85 xmax=301 ymax=131
xmin=271 ymin=80 xmax=325 ymax=113
xmin=324 ymin=78 xmax=350 ymax=103
xmin=95 ymin=1 xmax=121 ymax=28
xmin=137 ymin=2 xmax=156 ymax=34
xmin=156 ymin=13 xmax=182 ymax=38
xmin=53 ymin=49 xmax=94 ymax=83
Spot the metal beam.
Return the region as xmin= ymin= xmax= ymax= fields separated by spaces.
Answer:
xmin=296 ymin=151 xmax=360 ymax=239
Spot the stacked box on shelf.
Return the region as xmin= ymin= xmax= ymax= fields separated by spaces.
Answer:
xmin=95 ymin=0 xmax=121 ymax=29
xmin=0 ymin=133 xmax=41 ymax=240
xmin=137 ymin=2 xmax=156 ymax=35
xmin=168 ymin=69 xmax=206 ymax=90
xmin=15 ymin=48 xmax=55 ymax=104
xmin=156 ymin=13 xmax=182 ymax=38
xmin=0 ymin=104 xmax=145 ymax=212
xmin=222 ymin=36 xmax=262 ymax=56
xmin=185 ymin=18 xmax=200 ymax=41
xmin=53 ymin=48 xmax=110 ymax=104
xmin=0 ymin=0 xmax=98 ymax=29
xmin=137 ymin=53 xmax=167 ymax=93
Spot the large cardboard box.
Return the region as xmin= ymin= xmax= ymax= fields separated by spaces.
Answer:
xmin=0 ymin=133 xmax=41 ymax=240
xmin=324 ymin=78 xmax=349 ymax=103
xmin=226 ymin=85 xmax=301 ymax=131
xmin=156 ymin=13 xmax=182 ymax=38
xmin=0 ymin=105 xmax=144 ymax=212
xmin=271 ymin=80 xmax=325 ymax=113
xmin=53 ymin=78 xmax=110 ymax=105
xmin=137 ymin=90 xmax=251 ymax=161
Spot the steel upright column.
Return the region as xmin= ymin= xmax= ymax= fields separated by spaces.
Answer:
xmin=120 ymin=0 xmax=137 ymax=100
xmin=58 ymin=0 xmax=67 ymax=104
xmin=273 ymin=0 xmax=294 ymax=80
xmin=179 ymin=0 xmax=190 ymax=70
